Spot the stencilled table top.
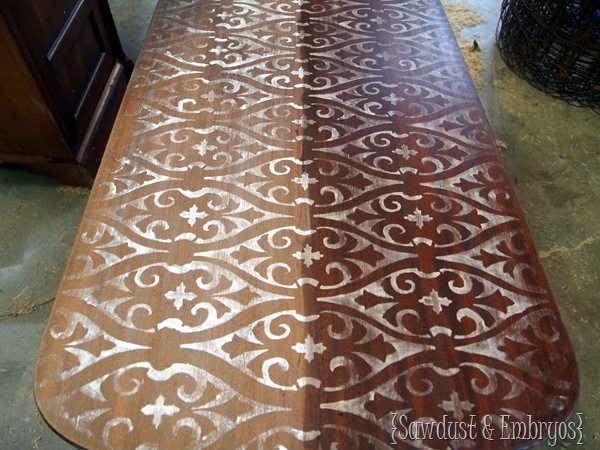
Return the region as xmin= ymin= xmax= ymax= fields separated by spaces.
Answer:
xmin=35 ymin=0 xmax=579 ymax=449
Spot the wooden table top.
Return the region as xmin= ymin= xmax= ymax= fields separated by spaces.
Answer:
xmin=35 ymin=0 xmax=579 ymax=448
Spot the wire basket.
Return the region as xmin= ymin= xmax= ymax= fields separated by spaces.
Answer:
xmin=497 ymin=0 xmax=600 ymax=108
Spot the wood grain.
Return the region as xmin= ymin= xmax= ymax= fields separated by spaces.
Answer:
xmin=35 ymin=0 xmax=579 ymax=448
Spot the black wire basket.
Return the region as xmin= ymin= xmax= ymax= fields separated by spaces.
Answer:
xmin=497 ymin=0 xmax=600 ymax=108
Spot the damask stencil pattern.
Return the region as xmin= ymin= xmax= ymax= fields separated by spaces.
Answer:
xmin=35 ymin=0 xmax=578 ymax=449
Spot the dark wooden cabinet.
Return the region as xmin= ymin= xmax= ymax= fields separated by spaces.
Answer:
xmin=0 ymin=0 xmax=131 ymax=185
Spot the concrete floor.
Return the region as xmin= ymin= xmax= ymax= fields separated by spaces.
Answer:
xmin=0 ymin=0 xmax=598 ymax=448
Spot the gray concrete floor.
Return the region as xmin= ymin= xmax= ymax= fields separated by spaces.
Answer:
xmin=0 ymin=0 xmax=598 ymax=448
xmin=108 ymin=0 xmax=158 ymax=62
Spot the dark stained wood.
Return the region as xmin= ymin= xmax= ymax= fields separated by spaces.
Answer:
xmin=0 ymin=0 xmax=131 ymax=185
xmin=35 ymin=0 xmax=579 ymax=448
xmin=21 ymin=162 xmax=91 ymax=186
xmin=77 ymin=62 xmax=130 ymax=178
xmin=0 ymin=14 xmax=70 ymax=160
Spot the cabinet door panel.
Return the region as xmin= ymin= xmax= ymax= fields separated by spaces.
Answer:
xmin=48 ymin=0 xmax=117 ymax=144
xmin=5 ymin=0 xmax=79 ymax=53
xmin=4 ymin=0 xmax=120 ymax=148
xmin=0 ymin=14 xmax=71 ymax=160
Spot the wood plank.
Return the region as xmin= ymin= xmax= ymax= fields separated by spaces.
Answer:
xmin=34 ymin=0 xmax=579 ymax=448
